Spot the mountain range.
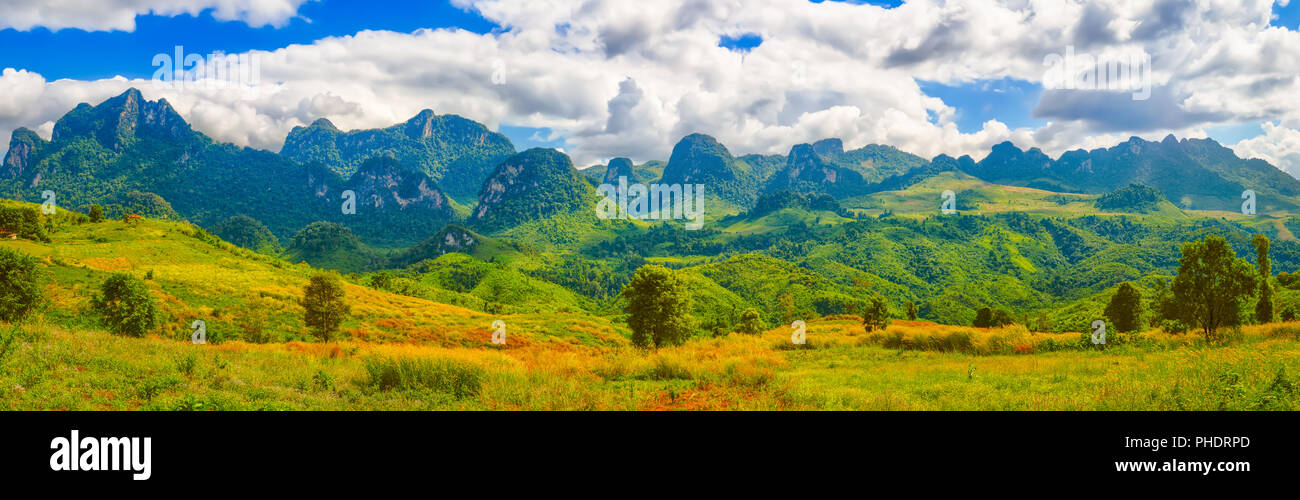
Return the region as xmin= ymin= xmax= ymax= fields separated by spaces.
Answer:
xmin=4 ymin=88 xmax=1300 ymax=253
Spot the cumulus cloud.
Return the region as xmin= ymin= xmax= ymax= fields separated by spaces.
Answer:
xmin=0 ymin=0 xmax=314 ymax=32
xmin=2 ymin=0 xmax=1300 ymax=171
xmin=1233 ymin=122 xmax=1300 ymax=178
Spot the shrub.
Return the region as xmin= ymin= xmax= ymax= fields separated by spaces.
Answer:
xmin=736 ymin=307 xmax=764 ymax=335
xmin=87 ymin=204 xmax=104 ymax=223
xmin=363 ymin=356 xmax=484 ymax=398
xmin=92 ymin=273 xmax=160 ymax=337
xmin=0 ymin=248 xmax=46 ymax=322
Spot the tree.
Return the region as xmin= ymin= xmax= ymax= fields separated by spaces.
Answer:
xmin=368 ymin=271 xmax=393 ymax=291
xmin=1168 ymin=235 xmax=1257 ymax=341
xmin=0 ymin=248 xmax=46 ymax=322
xmin=92 ymin=273 xmax=159 ymax=337
xmin=302 ymin=272 xmax=350 ymax=340
xmin=211 ymin=215 xmax=282 ymax=253
xmin=621 ymin=265 xmax=692 ymax=348
xmin=1104 ymin=282 xmax=1142 ymax=332
xmin=237 ymin=294 xmax=276 ymax=343
xmin=777 ymin=292 xmax=795 ymax=324
xmin=1253 ymin=234 xmax=1274 ymax=323
xmin=861 ymin=295 xmax=891 ymax=332
xmin=990 ymin=309 xmax=1014 ymax=327
xmin=905 ymin=300 xmax=918 ymax=321
xmin=737 ymin=308 xmax=764 ymax=335
xmin=973 ymin=307 xmax=1012 ymax=328
xmin=87 ymin=204 xmax=104 ymax=223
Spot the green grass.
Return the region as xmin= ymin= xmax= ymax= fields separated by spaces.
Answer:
xmin=2 ymin=319 xmax=1297 ymax=410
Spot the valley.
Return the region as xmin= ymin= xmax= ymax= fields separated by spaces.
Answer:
xmin=3 ymin=90 xmax=1300 ymax=411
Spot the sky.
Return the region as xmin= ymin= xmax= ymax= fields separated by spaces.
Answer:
xmin=1 ymin=0 xmax=1299 ymax=177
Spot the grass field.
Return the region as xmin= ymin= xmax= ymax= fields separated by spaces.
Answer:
xmin=3 ymin=316 xmax=1297 ymax=410
xmin=4 ymin=204 xmax=1299 ymax=411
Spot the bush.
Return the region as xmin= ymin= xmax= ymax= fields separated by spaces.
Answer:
xmin=736 ymin=307 xmax=764 ymax=335
xmin=0 ymin=248 xmax=46 ymax=322
xmin=87 ymin=204 xmax=104 ymax=223
xmin=363 ymin=356 xmax=484 ymax=398
xmin=92 ymin=273 xmax=160 ymax=337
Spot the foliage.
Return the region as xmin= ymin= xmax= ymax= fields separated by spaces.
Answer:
xmin=737 ymin=308 xmax=764 ymax=335
xmin=1094 ymin=184 xmax=1166 ymax=213
xmin=1254 ymin=234 xmax=1274 ymax=323
xmin=622 ymin=265 xmax=693 ymax=348
xmin=470 ymin=148 xmax=596 ymax=233
xmin=211 ymin=215 xmax=282 ymax=254
xmin=1168 ymin=235 xmax=1257 ymax=341
xmin=1104 ymin=282 xmax=1142 ymax=332
xmin=0 ymin=248 xmax=45 ymax=321
xmin=860 ymin=295 xmax=891 ymax=332
xmin=0 ymin=205 xmax=49 ymax=241
xmin=302 ymin=272 xmax=350 ymax=340
xmin=280 ymin=112 xmax=515 ymax=199
xmin=91 ymin=273 xmax=160 ymax=337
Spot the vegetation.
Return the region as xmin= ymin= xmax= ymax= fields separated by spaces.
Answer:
xmin=737 ymin=308 xmax=764 ymax=335
xmin=302 ymin=272 xmax=350 ymax=341
xmin=6 ymin=92 xmax=1300 ymax=411
xmin=0 ymin=248 xmax=45 ymax=321
xmin=212 ymin=215 xmax=283 ymax=254
xmin=622 ymin=265 xmax=693 ymax=348
xmin=0 ymin=205 xmax=49 ymax=241
xmin=1254 ymin=234 xmax=1274 ymax=323
xmin=860 ymin=295 xmax=891 ymax=332
xmin=1094 ymin=184 xmax=1166 ymax=213
xmin=1167 ymin=235 xmax=1257 ymax=341
xmin=91 ymin=273 xmax=160 ymax=337
xmin=1104 ymin=282 xmax=1142 ymax=332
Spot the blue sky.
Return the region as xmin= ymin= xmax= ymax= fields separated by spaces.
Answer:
xmin=1 ymin=0 xmax=1298 ymax=171
xmin=0 ymin=1 xmax=498 ymax=81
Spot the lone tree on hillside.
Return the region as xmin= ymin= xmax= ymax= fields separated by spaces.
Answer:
xmin=1168 ymin=235 xmax=1257 ymax=341
xmin=737 ymin=307 xmax=764 ymax=335
xmin=87 ymin=204 xmax=104 ymax=223
xmin=905 ymin=301 xmax=918 ymax=321
xmin=861 ymin=294 xmax=891 ymax=332
xmin=92 ymin=273 xmax=159 ymax=337
xmin=303 ymin=272 xmax=350 ymax=341
xmin=1104 ymin=282 xmax=1142 ymax=332
xmin=0 ymin=248 xmax=46 ymax=322
xmin=1253 ymin=234 xmax=1274 ymax=323
xmin=621 ymin=265 xmax=692 ymax=348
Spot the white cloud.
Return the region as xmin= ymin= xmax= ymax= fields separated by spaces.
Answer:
xmin=2 ymin=0 xmax=1300 ymax=172
xmin=0 ymin=0 xmax=315 ymax=32
xmin=1233 ymin=122 xmax=1300 ymax=178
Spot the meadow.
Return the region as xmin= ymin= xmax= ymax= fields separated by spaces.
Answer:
xmin=3 ymin=203 xmax=1299 ymax=411
xmin=3 ymin=316 xmax=1297 ymax=410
